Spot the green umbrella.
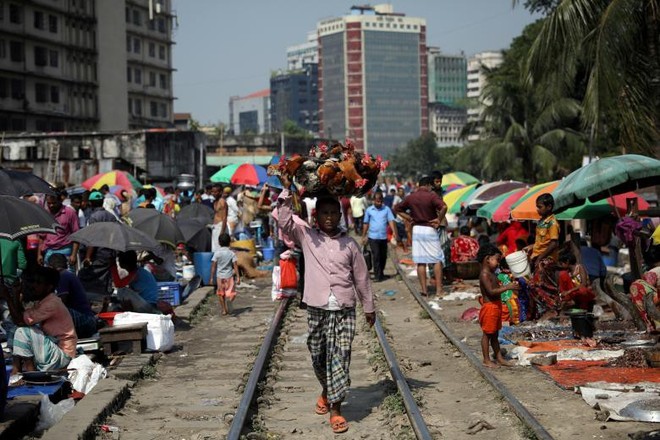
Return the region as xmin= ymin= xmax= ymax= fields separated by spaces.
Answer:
xmin=553 ymin=154 xmax=660 ymax=210
xmin=210 ymin=164 xmax=240 ymax=183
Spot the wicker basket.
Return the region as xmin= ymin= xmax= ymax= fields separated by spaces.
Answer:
xmin=453 ymin=261 xmax=480 ymax=280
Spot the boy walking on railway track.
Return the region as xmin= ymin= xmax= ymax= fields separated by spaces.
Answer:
xmin=209 ymin=233 xmax=240 ymax=315
xmin=276 ymin=174 xmax=376 ymax=434
xmin=478 ymin=244 xmax=519 ymax=368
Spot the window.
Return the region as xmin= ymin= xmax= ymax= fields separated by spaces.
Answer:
xmin=133 ymin=9 xmax=141 ymax=25
xmin=150 ymin=101 xmax=157 ymax=117
xmin=10 ymin=78 xmax=23 ymax=99
xmin=134 ymin=68 xmax=141 ymax=84
xmin=48 ymin=14 xmax=57 ymax=33
xmin=49 ymin=50 xmax=58 ymax=67
xmin=0 ymin=39 xmax=5 ymax=58
xmin=0 ymin=78 xmax=7 ymax=98
xmin=126 ymin=36 xmax=131 ymax=52
xmin=9 ymin=3 xmax=21 ymax=24
xmin=148 ymin=42 xmax=155 ymax=57
xmin=133 ymin=37 xmax=141 ymax=54
xmin=149 ymin=71 xmax=156 ymax=87
xmin=125 ymin=7 xmax=130 ymax=22
xmin=126 ymin=66 xmax=131 ymax=82
xmin=50 ymin=86 xmax=59 ymax=103
xmin=147 ymin=18 xmax=155 ymax=30
xmin=35 ymin=119 xmax=48 ymax=131
xmin=35 ymin=83 xmax=47 ymax=103
xmin=34 ymin=46 xmax=47 ymax=66
xmin=128 ymin=97 xmax=132 ymax=114
xmin=34 ymin=10 xmax=44 ymax=29
xmin=9 ymin=40 xmax=23 ymax=62
xmin=157 ymin=17 xmax=166 ymax=33
xmin=158 ymin=45 xmax=165 ymax=60
xmin=134 ymin=99 xmax=142 ymax=116
xmin=0 ymin=2 xmax=4 ymax=21
xmin=159 ymin=73 xmax=167 ymax=89
xmin=159 ymin=103 xmax=167 ymax=118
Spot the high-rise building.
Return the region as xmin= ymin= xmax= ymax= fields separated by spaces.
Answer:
xmin=270 ymin=63 xmax=318 ymax=134
xmin=428 ymin=47 xmax=467 ymax=107
xmin=286 ymin=31 xmax=318 ymax=71
xmin=429 ymin=102 xmax=467 ymax=147
xmin=467 ymin=50 xmax=503 ymax=141
xmin=229 ymin=89 xmax=270 ymax=135
xmin=0 ymin=0 xmax=175 ymax=133
xmin=317 ymin=4 xmax=428 ymax=157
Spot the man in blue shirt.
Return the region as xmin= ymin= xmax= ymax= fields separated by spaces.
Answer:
xmin=362 ymin=192 xmax=397 ymax=282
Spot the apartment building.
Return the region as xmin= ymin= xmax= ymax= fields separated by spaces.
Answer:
xmin=466 ymin=50 xmax=503 ymax=141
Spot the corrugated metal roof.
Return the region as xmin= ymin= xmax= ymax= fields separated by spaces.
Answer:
xmin=206 ymin=155 xmax=274 ymax=166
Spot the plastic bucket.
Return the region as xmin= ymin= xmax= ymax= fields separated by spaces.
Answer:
xmin=505 ymin=251 xmax=531 ymax=278
xmin=262 ymin=247 xmax=275 ymax=261
xmin=98 ymin=311 xmax=120 ymax=326
xmin=182 ymin=265 xmax=196 ymax=280
xmin=194 ymin=252 xmax=213 ymax=285
xmin=570 ymin=314 xmax=594 ymax=338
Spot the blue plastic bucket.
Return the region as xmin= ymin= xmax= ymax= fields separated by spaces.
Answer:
xmin=193 ymin=252 xmax=213 ymax=285
xmin=262 ymin=247 xmax=275 ymax=261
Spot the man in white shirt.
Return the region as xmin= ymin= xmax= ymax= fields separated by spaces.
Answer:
xmin=350 ymin=195 xmax=367 ymax=233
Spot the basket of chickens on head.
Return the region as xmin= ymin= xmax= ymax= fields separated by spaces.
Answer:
xmin=267 ymin=141 xmax=389 ymax=197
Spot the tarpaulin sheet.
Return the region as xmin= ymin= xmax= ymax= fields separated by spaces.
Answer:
xmin=537 ymin=360 xmax=660 ymax=389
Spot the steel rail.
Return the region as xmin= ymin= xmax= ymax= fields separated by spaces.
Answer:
xmin=390 ymin=251 xmax=555 ymax=440
xmin=226 ymin=297 xmax=291 ymax=440
xmin=374 ymin=318 xmax=434 ymax=439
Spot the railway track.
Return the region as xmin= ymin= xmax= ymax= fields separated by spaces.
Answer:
xmin=99 ymin=250 xmax=587 ymax=439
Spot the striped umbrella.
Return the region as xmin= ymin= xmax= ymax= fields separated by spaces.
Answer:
xmin=465 ymin=181 xmax=527 ymax=209
xmin=510 ymin=181 xmax=560 ymax=220
xmin=476 ymin=188 xmax=528 ymax=222
xmin=210 ymin=164 xmax=268 ymax=185
xmin=82 ymin=170 xmax=142 ymax=191
xmin=210 ymin=164 xmax=240 ymax=183
xmin=442 ymin=172 xmax=479 ymax=186
xmin=445 ymin=184 xmax=479 ymax=214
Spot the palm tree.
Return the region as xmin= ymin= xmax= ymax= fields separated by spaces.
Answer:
xmin=520 ymin=0 xmax=660 ymax=154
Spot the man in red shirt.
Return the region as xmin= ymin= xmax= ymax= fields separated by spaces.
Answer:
xmin=395 ymin=176 xmax=447 ymax=296
xmin=39 ymin=190 xmax=80 ymax=267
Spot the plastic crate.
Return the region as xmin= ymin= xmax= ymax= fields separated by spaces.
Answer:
xmin=157 ymin=282 xmax=181 ymax=306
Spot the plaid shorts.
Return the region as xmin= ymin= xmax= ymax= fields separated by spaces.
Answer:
xmin=306 ymin=306 xmax=356 ymax=404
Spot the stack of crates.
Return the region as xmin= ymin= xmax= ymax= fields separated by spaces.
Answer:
xmin=157 ymin=282 xmax=181 ymax=306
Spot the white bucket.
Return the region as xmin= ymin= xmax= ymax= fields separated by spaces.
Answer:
xmin=182 ymin=264 xmax=196 ymax=280
xmin=505 ymin=251 xmax=531 ymax=278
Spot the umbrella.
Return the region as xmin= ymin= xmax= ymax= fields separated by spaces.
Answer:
xmin=445 ymin=184 xmax=479 ymax=214
xmin=510 ymin=181 xmax=560 ymax=220
xmin=82 ymin=170 xmax=142 ymax=192
xmin=556 ymin=192 xmax=650 ymax=220
xmin=178 ymin=203 xmax=213 ymax=222
xmin=0 ymin=169 xmax=55 ymax=196
xmin=442 ymin=183 xmax=464 ymax=193
xmin=465 ymin=181 xmax=527 ymax=209
xmin=0 ymin=195 xmax=58 ymax=240
xmin=69 ymin=222 xmax=159 ymax=252
xmin=210 ymin=164 xmax=240 ymax=183
xmin=127 ymin=208 xmax=185 ymax=249
xmin=552 ymin=154 xmax=660 ymax=210
xmin=476 ymin=188 xmax=528 ymax=222
xmin=176 ymin=217 xmax=212 ymax=252
xmin=442 ymin=172 xmax=479 ymax=187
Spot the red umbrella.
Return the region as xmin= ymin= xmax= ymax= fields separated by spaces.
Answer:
xmin=230 ymin=164 xmax=268 ymax=186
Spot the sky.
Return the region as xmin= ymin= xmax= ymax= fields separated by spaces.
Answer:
xmin=172 ymin=1 xmax=541 ymax=124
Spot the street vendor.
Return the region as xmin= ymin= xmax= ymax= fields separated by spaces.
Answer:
xmin=629 ymin=245 xmax=660 ymax=331
xmin=0 ymin=267 xmax=77 ymax=374
xmin=557 ymin=250 xmax=596 ymax=312
xmin=110 ymin=251 xmax=160 ymax=314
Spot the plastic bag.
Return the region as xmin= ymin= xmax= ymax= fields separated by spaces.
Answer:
xmin=113 ymin=312 xmax=175 ymax=352
xmin=67 ymin=354 xmax=107 ymax=394
xmin=279 ymin=258 xmax=297 ymax=290
xmin=271 ymin=265 xmax=281 ymax=301
xmin=362 ymin=246 xmax=372 ymax=271
xmin=35 ymin=394 xmax=75 ymax=432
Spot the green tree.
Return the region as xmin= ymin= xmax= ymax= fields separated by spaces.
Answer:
xmin=387 ymin=132 xmax=457 ymax=178
xmin=523 ymin=0 xmax=660 ymax=155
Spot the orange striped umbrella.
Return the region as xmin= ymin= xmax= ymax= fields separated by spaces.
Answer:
xmin=510 ymin=181 xmax=560 ymax=220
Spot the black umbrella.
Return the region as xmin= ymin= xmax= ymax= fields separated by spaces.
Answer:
xmin=0 ymin=195 xmax=58 ymax=279
xmin=127 ymin=208 xmax=185 ymax=249
xmin=69 ymin=222 xmax=159 ymax=252
xmin=177 ymin=203 xmax=213 ymax=222
xmin=176 ymin=217 xmax=212 ymax=252
xmin=0 ymin=168 xmax=55 ymax=196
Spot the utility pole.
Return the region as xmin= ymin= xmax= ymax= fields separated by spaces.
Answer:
xmin=280 ymin=131 xmax=285 ymax=157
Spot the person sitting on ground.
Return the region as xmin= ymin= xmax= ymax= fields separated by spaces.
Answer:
xmin=209 ymin=233 xmax=240 ymax=316
xmin=557 ymin=250 xmax=596 ymax=312
xmin=0 ymin=266 xmax=77 ymax=373
xmin=451 ymin=226 xmax=480 ymax=263
xmin=110 ymin=251 xmax=160 ymax=314
xmin=478 ymin=244 xmax=518 ymax=368
xmin=48 ymin=254 xmax=97 ymax=338
xmin=629 ymin=245 xmax=660 ymax=331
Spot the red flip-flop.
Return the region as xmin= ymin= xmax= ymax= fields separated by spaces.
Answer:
xmin=315 ymin=396 xmax=329 ymax=415
xmin=330 ymin=415 xmax=349 ymax=433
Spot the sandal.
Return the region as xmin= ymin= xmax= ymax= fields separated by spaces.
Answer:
xmin=330 ymin=415 xmax=349 ymax=433
xmin=315 ymin=396 xmax=329 ymax=415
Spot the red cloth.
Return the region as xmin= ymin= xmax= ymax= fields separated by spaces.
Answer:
xmin=479 ymin=301 xmax=502 ymax=334
xmin=450 ymin=236 xmax=479 ymax=263
xmin=558 ymin=270 xmax=595 ymax=310
xmin=496 ymin=222 xmax=528 ymax=256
